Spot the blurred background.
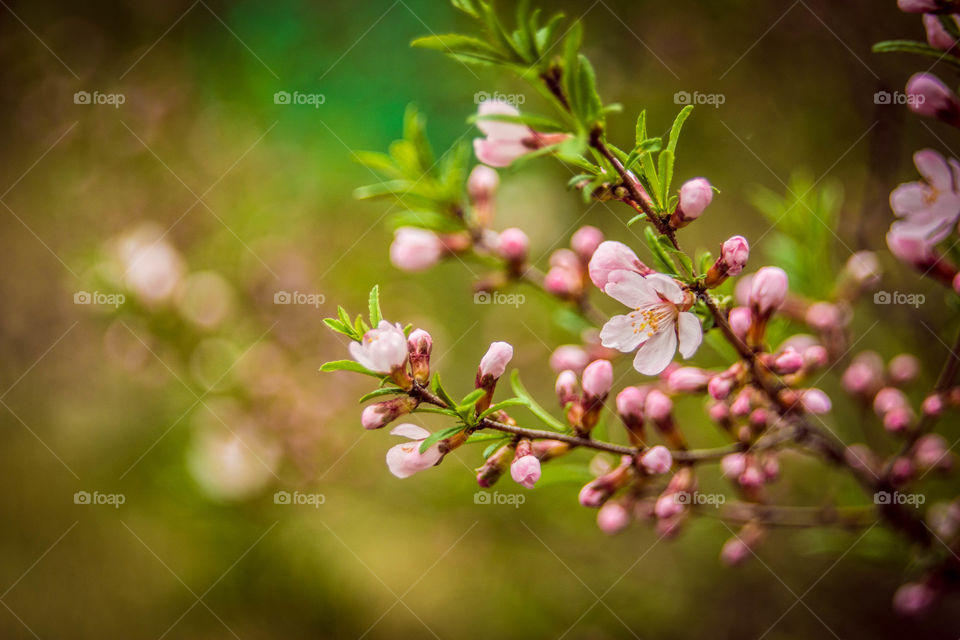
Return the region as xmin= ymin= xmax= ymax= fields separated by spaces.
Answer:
xmin=1 ymin=0 xmax=958 ymax=637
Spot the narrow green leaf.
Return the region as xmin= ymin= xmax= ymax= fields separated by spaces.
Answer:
xmin=644 ymin=226 xmax=678 ymax=275
xmin=658 ymin=149 xmax=674 ymax=206
xmin=419 ymin=425 xmax=466 ymax=453
xmin=368 ymin=285 xmax=382 ymax=327
xmin=414 ymin=405 xmax=460 ymax=417
xmin=359 ymin=387 xmax=404 ymax=403
xmin=320 ymin=360 xmax=383 ymax=378
xmin=872 ymin=40 xmax=960 ymax=69
xmin=459 ymin=388 xmax=487 ymax=409
xmin=477 ymin=398 xmax=528 ymax=420
xmin=482 ymin=440 xmax=509 ymax=458
xmin=666 ymin=105 xmax=693 ymax=158
xmin=509 ymin=370 xmax=568 ymax=432
xmin=626 ymin=213 xmax=646 ymax=227
xmin=433 ymin=372 xmax=457 ymax=408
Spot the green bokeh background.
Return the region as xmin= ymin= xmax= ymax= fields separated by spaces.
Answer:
xmin=1 ymin=0 xmax=959 ymax=638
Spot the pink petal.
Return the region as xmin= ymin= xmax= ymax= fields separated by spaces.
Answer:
xmin=914 ymin=149 xmax=952 ymax=191
xmin=604 ymin=270 xmax=659 ymax=308
xmin=390 ymin=423 xmax=431 ymax=440
xmin=632 ymin=329 xmax=677 ymax=375
xmin=889 ymin=183 xmax=929 ymax=217
xmin=476 ymin=101 xmax=527 ymax=140
xmin=645 ymin=274 xmax=685 ymax=304
xmin=599 ymin=313 xmax=647 ymax=352
xmin=473 ymin=138 xmax=529 ymax=168
xmin=676 ymin=312 xmax=703 ymax=359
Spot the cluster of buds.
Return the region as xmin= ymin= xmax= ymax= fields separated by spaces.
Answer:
xmin=543 ymin=226 xmax=606 ymax=301
xmin=555 ymin=359 xmax=613 ymax=436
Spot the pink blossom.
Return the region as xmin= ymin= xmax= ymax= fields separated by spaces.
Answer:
xmin=511 ymin=455 xmax=542 ymax=489
xmin=582 ymin=359 xmax=613 ymax=399
xmin=654 ymin=493 xmax=684 ymax=519
xmin=892 ymin=582 xmax=936 ymax=616
xmin=727 ymin=307 xmax=752 ymax=339
xmin=739 ymin=465 xmax=764 ymax=488
xmin=467 ymin=164 xmax=499 ymax=201
xmin=721 ymin=453 xmax=747 ymax=478
xmin=886 ymin=227 xmax=936 ymax=267
xmin=390 ymin=227 xmax=444 ymax=271
xmin=667 ymin=367 xmax=711 ymax=392
xmin=889 ymin=354 xmax=920 ymax=385
xmin=914 ymin=433 xmax=951 ymax=469
xmin=640 ymin=445 xmax=673 ymax=474
xmin=644 ymin=389 xmax=674 ymax=421
xmin=708 ymin=375 xmax=734 ymax=400
xmin=805 ymin=302 xmax=842 ymax=331
xmin=772 ymin=348 xmax=804 ymax=375
xmin=906 ymin=73 xmax=960 ymax=126
xmin=800 ymin=388 xmax=832 ymax=414
xmin=954 ymin=271 xmax=960 ymax=293
xmin=408 ymin=328 xmax=432 ymax=382
xmin=677 ymin=178 xmax=713 ymax=220
xmin=884 ymin=407 xmax=914 ymax=433
xmin=361 ymin=396 xmax=417 ymax=430
xmin=549 ymin=345 xmax=590 ymax=374
xmin=616 ymin=386 xmax=647 ymax=422
xmin=478 ymin=341 xmax=513 ymax=379
xmin=720 ymin=235 xmax=750 ymax=276
xmin=720 ymin=537 xmax=751 ymax=566
xmin=599 ymin=271 xmax=702 ymax=375
xmin=385 ymin=424 xmax=443 ymax=478
xmin=924 ymin=13 xmax=959 ymax=50
xmin=473 ymin=100 xmax=568 ymax=167
xmin=889 ymin=148 xmax=960 ymax=246
xmin=749 ymin=267 xmax=788 ymax=315
xmin=555 ymin=370 xmax=580 ymax=404
xmin=544 ymin=265 xmax=581 ymax=297
xmin=497 ymin=227 xmax=529 ymax=263
xmin=842 ymin=352 xmax=885 ymax=395
xmin=898 ymin=0 xmax=948 ymax=11
xmin=803 ymin=345 xmax=829 ymax=368
xmin=922 ymin=394 xmax=945 ymax=417
xmin=571 ymin=226 xmax=604 ymax=261
xmin=843 ymin=251 xmax=881 ymax=287
xmin=587 ymin=241 xmax=653 ymax=289
xmin=597 ymin=502 xmax=631 ymax=534
xmin=874 ymin=387 xmax=909 ymax=416
xmin=349 ymin=321 xmax=409 ymax=374
xmin=708 ymin=402 xmax=730 ymax=423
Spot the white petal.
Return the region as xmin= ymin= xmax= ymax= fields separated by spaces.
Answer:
xmin=476 ymin=101 xmax=527 ymax=141
xmin=632 ymin=329 xmax=677 ymax=376
xmin=645 ymin=274 xmax=685 ymax=304
xmin=889 ymin=183 xmax=929 ymax=218
xmin=676 ymin=312 xmax=703 ymax=359
xmin=474 ymin=138 xmax=529 ymax=168
xmin=604 ymin=270 xmax=659 ymax=308
xmin=386 ymin=442 xmax=418 ymax=478
xmin=390 ymin=423 xmax=430 ymax=440
xmin=348 ymin=342 xmax=375 ymax=372
xmin=599 ymin=313 xmax=647 ymax=353
xmin=915 ymin=149 xmax=952 ymax=191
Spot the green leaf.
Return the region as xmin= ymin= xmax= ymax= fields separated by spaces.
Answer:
xmin=644 ymin=226 xmax=678 ymax=275
xmin=477 ymin=398 xmax=528 ymax=420
xmin=359 ymin=387 xmax=404 ymax=403
xmin=323 ymin=318 xmax=354 ymax=339
xmin=626 ymin=213 xmax=646 ymax=227
xmin=872 ymin=40 xmax=960 ymax=69
xmin=368 ymin=285 xmax=382 ymax=327
xmin=467 ymin=431 xmax=510 ymax=444
xmin=509 ymin=370 xmax=568 ymax=432
xmin=433 ymin=372 xmax=457 ymax=408
xmin=320 ymin=360 xmax=383 ymax=378
xmin=482 ymin=440 xmax=509 ymax=459
xmin=635 ymin=111 xmax=647 ymax=147
xmin=411 ymin=34 xmax=501 ymax=58
xmin=472 ymin=111 xmax=566 ymax=132
xmin=390 ymin=210 xmax=465 ymax=233
xmin=451 ymin=0 xmax=479 ymax=18
xmin=419 ymin=424 xmax=466 ymax=454
xmin=414 ymin=405 xmax=460 ymax=417
xmin=658 ymin=149 xmax=674 ymax=206
xmin=665 ymin=105 xmax=693 ymax=158
xmin=459 ymin=388 xmax=487 ymax=409
xmin=698 ymin=250 xmax=714 ymax=275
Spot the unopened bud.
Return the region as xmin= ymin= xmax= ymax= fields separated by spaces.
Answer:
xmin=407 ymin=328 xmax=432 ymax=383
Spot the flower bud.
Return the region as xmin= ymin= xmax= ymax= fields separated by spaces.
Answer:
xmin=749 ymin=267 xmax=789 ymax=315
xmin=772 ymin=348 xmax=804 ymax=375
xmin=727 ymin=307 xmax=752 ymax=340
xmin=350 ymin=321 xmax=411 ymax=382
xmin=571 ymin=226 xmax=604 ymax=262
xmin=587 ymin=241 xmax=653 ymax=290
xmin=497 ymin=227 xmax=529 ymax=264
xmin=884 ymin=407 xmax=914 ymax=433
xmin=582 ymin=359 xmax=613 ymax=400
xmin=874 ymin=387 xmax=908 ymax=416
xmin=842 ymin=251 xmax=881 ymax=289
xmin=555 ymin=370 xmax=580 ymax=405
xmin=907 ymin=72 xmax=960 ymax=126
xmin=842 ymin=351 xmax=885 ymax=396
xmin=579 ymin=456 xmax=632 ymax=507
xmin=892 ymin=582 xmax=936 ymax=616
xmin=478 ymin=341 xmax=513 ymax=380
xmin=800 ymin=388 xmax=832 ymax=414
xmin=708 ymin=375 xmax=734 ymax=400
xmin=407 ymin=329 xmax=432 ymax=383
xmin=705 ymin=236 xmax=749 ymax=286
xmin=708 ymin=402 xmax=730 ymax=424
xmin=597 ymin=501 xmax=632 ymax=535
xmin=467 ymin=164 xmax=499 ymax=203
xmin=476 ymin=444 xmax=512 ymax=488
xmin=389 ymin=227 xmax=444 ymax=272
xmin=805 ymin=302 xmax=843 ymax=331
xmin=361 ymin=395 xmax=419 ymax=430
xmin=922 ymin=394 xmax=944 ymax=417
xmin=720 ymin=523 xmax=764 ymax=566
xmin=914 ymin=433 xmax=951 ymax=470
xmin=511 ymin=455 xmax=542 ymax=489
xmin=640 ymin=445 xmax=673 ymax=474
xmin=549 ymin=345 xmax=590 ymax=374
xmin=671 ymin=178 xmax=713 ymax=227
xmin=644 ymin=390 xmax=673 ymax=422
xmin=954 ymin=271 xmax=960 ymax=294
xmin=654 ymin=493 xmax=684 ymax=519
xmin=803 ymin=345 xmax=829 ymax=368
xmin=924 ymin=13 xmax=959 ymax=50
xmin=888 ymin=354 xmax=920 ymax=386
xmin=730 ymin=388 xmax=753 ymax=417
xmin=899 ymin=0 xmax=956 ymax=12
xmin=667 ymin=367 xmax=710 ymax=392
xmin=721 ymin=453 xmax=747 ymax=478
xmin=544 ymin=265 xmax=582 ymax=298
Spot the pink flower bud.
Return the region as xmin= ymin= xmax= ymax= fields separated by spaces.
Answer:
xmin=893 ymin=582 xmax=936 ymax=616
xmin=749 ymin=267 xmax=788 ymax=315
xmin=667 ymin=367 xmax=711 ymax=392
xmin=720 ymin=537 xmax=751 ymax=566
xmin=914 ymin=433 xmax=951 ymax=469
xmin=887 ymin=227 xmax=936 ymax=267
xmin=805 ymin=302 xmax=843 ymax=331
xmin=467 ymin=164 xmax=499 ymax=202
xmin=556 ymin=370 xmax=580 ymax=405
xmin=479 ymin=341 xmax=513 ymax=379
xmin=803 ymin=345 xmax=829 ymax=368
xmin=407 ymin=328 xmax=432 ymax=383
xmin=654 ymin=493 xmax=684 ymax=519
xmin=581 ymin=359 xmax=613 ymax=399
xmin=510 ymin=455 xmax=542 ymax=489
xmin=772 ymin=348 xmax=804 ymax=375
xmin=924 ymin=13 xmax=959 ymax=50
xmin=497 ymin=227 xmax=529 ymax=263
xmin=708 ymin=402 xmax=730 ymax=423
xmin=843 ymin=251 xmax=881 ymax=287
xmin=888 ymin=354 xmax=920 ymax=386
xmin=597 ymin=502 xmax=631 ymax=534
xmin=954 ymin=271 xmax=960 ymax=294
xmin=800 ymin=388 xmax=832 ymax=414
xmin=550 ymin=345 xmax=590 ymax=374
xmin=739 ymin=465 xmax=765 ymax=488
xmin=898 ymin=0 xmax=949 ymax=12
xmin=389 ymin=227 xmax=444 ymax=272
xmin=587 ymin=241 xmax=652 ymax=290
xmin=763 ymin=455 xmax=780 ymax=480
xmin=579 ymin=483 xmax=610 ymax=508
xmin=843 ymin=351 xmax=885 ymax=395
xmin=884 ymin=407 xmax=914 ymax=433
xmin=640 ymin=445 xmax=673 ymax=474
xmin=677 ymin=178 xmax=713 ymax=220
xmin=890 ymin=457 xmax=916 ymax=485
xmin=720 ymin=235 xmax=749 ymax=276
xmin=721 ymin=453 xmax=747 ymax=478
xmin=571 ymin=226 xmax=604 ymax=261
xmin=616 ymin=386 xmax=646 ymax=421
xmin=922 ymin=394 xmax=945 ymax=417
xmin=874 ymin=387 xmax=908 ymax=416
xmin=363 ymin=396 xmax=421 ymax=429
xmin=544 ymin=266 xmax=581 ymax=297
xmin=906 ymin=72 xmax=960 ymax=126
xmin=728 ymin=307 xmax=752 ymax=339
xmin=644 ymin=390 xmax=673 ymax=422
xmin=349 ymin=321 xmax=410 ymax=374
xmin=708 ymin=375 xmax=734 ymax=400
xmin=730 ymin=389 xmax=753 ymax=417
xmin=749 ymin=408 xmax=769 ymax=429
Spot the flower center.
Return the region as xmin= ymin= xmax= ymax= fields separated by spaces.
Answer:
xmin=631 ymin=303 xmax=676 ymax=339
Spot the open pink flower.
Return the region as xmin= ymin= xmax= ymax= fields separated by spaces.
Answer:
xmin=385 ymin=424 xmax=443 ymax=478
xmin=473 ymin=101 xmax=568 ymax=167
xmin=349 ymin=321 xmax=409 ymax=374
xmin=889 ymin=148 xmax=960 ymax=246
xmin=598 ymin=271 xmax=702 ymax=375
